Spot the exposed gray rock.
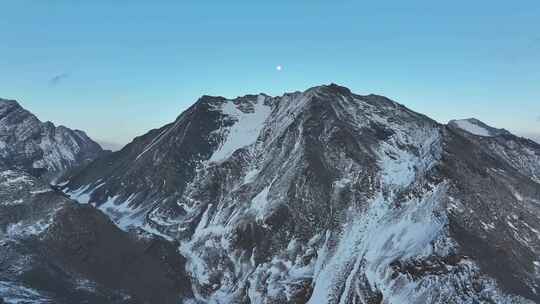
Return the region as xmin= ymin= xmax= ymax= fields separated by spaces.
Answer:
xmin=0 ymin=98 xmax=103 ymax=182
xmin=0 ymin=167 xmax=191 ymax=303
xmin=61 ymin=84 xmax=540 ymax=303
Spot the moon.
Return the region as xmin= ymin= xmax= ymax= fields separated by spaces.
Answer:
xmin=276 ymin=65 xmax=283 ymax=71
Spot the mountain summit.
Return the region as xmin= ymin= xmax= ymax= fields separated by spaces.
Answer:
xmin=57 ymin=84 xmax=540 ymax=303
xmin=2 ymin=84 xmax=540 ymax=303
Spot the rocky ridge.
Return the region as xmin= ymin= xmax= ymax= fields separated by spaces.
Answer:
xmin=60 ymin=84 xmax=540 ymax=303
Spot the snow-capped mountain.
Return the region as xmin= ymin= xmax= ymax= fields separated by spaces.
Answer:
xmin=0 ymin=99 xmax=193 ymax=303
xmin=0 ymin=98 xmax=103 ymax=182
xmin=57 ymin=84 xmax=540 ymax=303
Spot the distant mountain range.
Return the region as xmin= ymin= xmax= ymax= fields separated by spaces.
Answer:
xmin=0 ymin=98 xmax=103 ymax=182
xmin=1 ymin=84 xmax=539 ymax=303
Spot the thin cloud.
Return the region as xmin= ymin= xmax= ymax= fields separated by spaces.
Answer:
xmin=48 ymin=73 xmax=70 ymax=86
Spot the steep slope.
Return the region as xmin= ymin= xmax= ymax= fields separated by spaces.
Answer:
xmin=0 ymin=98 xmax=190 ymax=303
xmin=62 ymin=94 xmax=273 ymax=229
xmin=0 ymin=169 xmax=192 ymax=303
xmin=449 ymin=120 xmax=540 ymax=183
xmin=63 ymin=84 xmax=540 ymax=303
xmin=441 ymin=127 xmax=540 ymax=302
xmin=0 ymin=98 xmax=103 ymax=182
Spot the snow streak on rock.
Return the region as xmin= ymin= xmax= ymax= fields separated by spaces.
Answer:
xmin=55 ymin=84 xmax=540 ymax=303
xmin=452 ymin=119 xmax=493 ymax=136
xmin=209 ymin=95 xmax=272 ymax=162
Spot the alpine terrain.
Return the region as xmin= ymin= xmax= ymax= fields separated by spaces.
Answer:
xmin=0 ymin=98 xmax=103 ymax=182
xmin=1 ymin=84 xmax=540 ymax=303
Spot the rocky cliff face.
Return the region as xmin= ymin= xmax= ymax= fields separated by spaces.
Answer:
xmin=60 ymin=84 xmax=540 ymax=303
xmin=0 ymin=99 xmax=191 ymax=303
xmin=0 ymin=98 xmax=103 ymax=182
xmin=0 ymin=169 xmax=192 ymax=304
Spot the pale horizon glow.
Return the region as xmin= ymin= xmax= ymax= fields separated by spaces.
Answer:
xmin=0 ymin=1 xmax=538 ymax=148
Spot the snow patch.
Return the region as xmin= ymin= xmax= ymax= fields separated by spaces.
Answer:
xmin=67 ymin=184 xmax=93 ymax=204
xmin=6 ymin=218 xmax=53 ymax=238
xmin=243 ymin=168 xmax=260 ymax=184
xmin=377 ymin=127 xmax=440 ymax=190
xmin=0 ymin=281 xmax=52 ymax=303
xmin=209 ymin=95 xmax=271 ymax=162
xmin=98 ymin=194 xmax=144 ymax=230
xmin=0 ymin=171 xmax=33 ymax=186
xmin=453 ymin=119 xmax=492 ymax=137
xmin=29 ymin=188 xmax=52 ymax=195
xmin=251 ymin=186 xmax=271 ymax=221
xmin=309 ymin=183 xmax=449 ymax=303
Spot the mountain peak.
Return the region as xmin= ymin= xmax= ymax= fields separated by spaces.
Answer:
xmin=448 ymin=118 xmax=511 ymax=137
xmin=0 ymin=98 xmax=20 ymax=106
xmin=0 ymin=97 xmax=103 ymax=181
xmin=44 ymin=85 xmax=540 ymax=303
xmin=305 ymin=83 xmax=352 ymax=96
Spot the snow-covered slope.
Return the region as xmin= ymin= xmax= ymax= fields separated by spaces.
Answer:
xmin=0 ymin=98 xmax=103 ymax=182
xmin=61 ymin=94 xmax=274 ymax=227
xmin=449 ymin=118 xmax=511 ymax=137
xmin=60 ymin=84 xmax=540 ymax=303
xmin=0 ymin=169 xmax=192 ymax=303
xmin=209 ymin=94 xmax=272 ymax=162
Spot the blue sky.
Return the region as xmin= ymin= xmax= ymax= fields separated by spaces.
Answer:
xmin=1 ymin=1 xmax=539 ymax=148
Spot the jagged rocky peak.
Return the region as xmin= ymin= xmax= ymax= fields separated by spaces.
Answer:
xmin=448 ymin=117 xmax=512 ymax=137
xmin=57 ymin=84 xmax=540 ymax=303
xmin=0 ymin=97 xmax=103 ymax=182
xmin=61 ymin=83 xmax=421 ymax=211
